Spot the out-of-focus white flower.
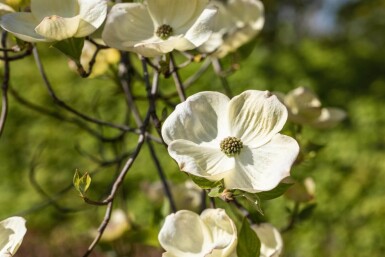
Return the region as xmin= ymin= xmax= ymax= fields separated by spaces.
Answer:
xmin=252 ymin=223 xmax=283 ymax=257
xmin=0 ymin=2 xmax=16 ymax=51
xmin=142 ymin=180 xmax=202 ymax=212
xmin=285 ymin=177 xmax=316 ymax=203
xmin=162 ymin=90 xmax=299 ymax=193
xmin=276 ymin=87 xmax=346 ymax=128
xmin=102 ymin=0 xmax=217 ymax=57
xmin=68 ymin=40 xmax=120 ymax=78
xmin=0 ymin=216 xmax=27 ymax=256
xmin=99 ymin=209 xmax=131 ymax=242
xmin=159 ymin=209 xmax=237 ymax=257
xmin=0 ymin=3 xmax=14 ymax=15
xmin=0 ymin=0 xmax=107 ymax=42
xmin=199 ymin=0 xmax=264 ymax=58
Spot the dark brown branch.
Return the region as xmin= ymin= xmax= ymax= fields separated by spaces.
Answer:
xmin=0 ymin=31 xmax=10 ymax=138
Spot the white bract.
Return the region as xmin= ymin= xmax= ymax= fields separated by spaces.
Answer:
xmin=199 ymin=0 xmax=264 ymax=58
xmin=162 ymin=90 xmax=299 ymax=193
xmin=0 ymin=0 xmax=107 ymax=42
xmin=158 ymin=209 xmax=237 ymax=257
xmin=276 ymin=87 xmax=346 ymax=128
xmin=102 ymin=0 xmax=217 ymax=57
xmin=0 ymin=216 xmax=27 ymax=257
xmin=252 ymin=223 xmax=283 ymax=257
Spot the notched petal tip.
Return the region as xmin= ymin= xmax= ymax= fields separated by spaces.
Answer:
xmin=264 ymin=90 xmax=273 ymax=98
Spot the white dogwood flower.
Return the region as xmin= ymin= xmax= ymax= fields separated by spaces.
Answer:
xmin=162 ymin=90 xmax=299 ymax=193
xmin=199 ymin=0 xmax=264 ymax=58
xmin=102 ymin=0 xmax=217 ymax=57
xmin=252 ymin=223 xmax=283 ymax=257
xmin=0 ymin=0 xmax=107 ymax=42
xmin=276 ymin=87 xmax=346 ymax=128
xmin=158 ymin=209 xmax=237 ymax=257
xmin=0 ymin=216 xmax=27 ymax=256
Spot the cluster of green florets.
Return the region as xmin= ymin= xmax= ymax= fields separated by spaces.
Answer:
xmin=156 ymin=24 xmax=173 ymax=40
xmin=220 ymin=136 xmax=243 ymax=156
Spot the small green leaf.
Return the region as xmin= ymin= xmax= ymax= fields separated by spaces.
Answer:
xmin=52 ymin=37 xmax=84 ymax=64
xmin=208 ymin=186 xmax=223 ymax=198
xmin=189 ymin=174 xmax=223 ymax=189
xmin=242 ymin=193 xmax=264 ymax=215
xmin=73 ymin=170 xmax=91 ymax=196
xmin=237 ymin=218 xmax=261 ymax=257
xmin=257 ymin=182 xmax=294 ymax=201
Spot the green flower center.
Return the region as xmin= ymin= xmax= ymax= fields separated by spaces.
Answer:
xmin=220 ymin=136 xmax=243 ymax=157
xmin=156 ymin=24 xmax=173 ymax=40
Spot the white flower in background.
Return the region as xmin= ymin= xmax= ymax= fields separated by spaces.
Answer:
xmin=99 ymin=209 xmax=131 ymax=242
xmin=276 ymin=87 xmax=346 ymax=128
xmin=285 ymin=177 xmax=316 ymax=203
xmin=102 ymin=0 xmax=217 ymax=57
xmin=68 ymin=40 xmax=120 ymax=78
xmin=199 ymin=0 xmax=264 ymax=58
xmin=252 ymin=223 xmax=283 ymax=257
xmin=162 ymin=91 xmax=299 ymax=193
xmin=0 ymin=0 xmax=107 ymax=42
xmin=0 ymin=216 xmax=27 ymax=256
xmin=0 ymin=3 xmax=14 ymax=16
xmin=159 ymin=209 xmax=237 ymax=257
xmin=0 ymin=2 xmax=16 ymax=51
xmin=142 ymin=180 xmax=202 ymax=212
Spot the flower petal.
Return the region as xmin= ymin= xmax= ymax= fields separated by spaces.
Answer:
xmin=0 ymin=217 xmax=27 ymax=256
xmin=102 ymin=3 xmax=155 ymax=52
xmin=158 ymin=210 xmax=213 ymax=257
xmin=228 ymin=90 xmax=288 ymax=148
xmin=311 ymin=107 xmax=346 ymax=129
xmin=162 ymin=91 xmax=230 ymax=145
xmin=0 ymin=13 xmax=47 ymax=42
xmin=31 ymin=0 xmax=78 ymax=21
xmin=147 ymin=0 xmax=209 ymax=29
xmin=200 ymin=209 xmax=237 ymax=257
xmin=0 ymin=3 xmax=14 ymax=15
xmin=35 ymin=15 xmax=80 ymax=41
xmin=76 ymin=0 xmax=107 ymax=37
xmin=252 ymin=223 xmax=283 ymax=257
xmin=132 ymin=36 xmax=196 ymax=56
xmin=224 ymin=134 xmax=299 ymax=192
xmin=168 ymin=139 xmax=235 ymax=178
xmin=183 ymin=7 xmax=218 ymax=48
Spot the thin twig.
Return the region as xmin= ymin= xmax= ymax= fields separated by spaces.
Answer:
xmin=211 ymin=58 xmax=233 ymax=97
xmin=32 ymin=47 xmax=133 ymax=132
xmin=169 ymin=53 xmax=186 ymax=101
xmin=0 ymin=31 xmax=10 ymax=138
xmin=82 ymin=201 xmax=114 ymax=257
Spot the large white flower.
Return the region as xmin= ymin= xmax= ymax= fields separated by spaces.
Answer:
xmin=276 ymin=87 xmax=346 ymax=129
xmin=0 ymin=0 xmax=107 ymax=42
xmin=0 ymin=216 xmax=27 ymax=256
xmin=199 ymin=0 xmax=264 ymax=58
xmin=162 ymin=90 xmax=299 ymax=193
xmin=102 ymin=0 xmax=217 ymax=57
xmin=252 ymin=223 xmax=283 ymax=257
xmin=158 ymin=209 xmax=237 ymax=257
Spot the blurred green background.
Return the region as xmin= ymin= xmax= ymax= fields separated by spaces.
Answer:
xmin=1 ymin=0 xmax=385 ymax=256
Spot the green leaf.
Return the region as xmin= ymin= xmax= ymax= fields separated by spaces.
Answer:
xmin=189 ymin=174 xmax=223 ymax=189
xmin=208 ymin=186 xmax=223 ymax=198
xmin=73 ymin=170 xmax=91 ymax=196
xmin=257 ymin=182 xmax=294 ymax=201
xmin=242 ymin=192 xmax=264 ymax=215
xmin=52 ymin=37 xmax=84 ymax=64
xmin=237 ymin=218 xmax=261 ymax=257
